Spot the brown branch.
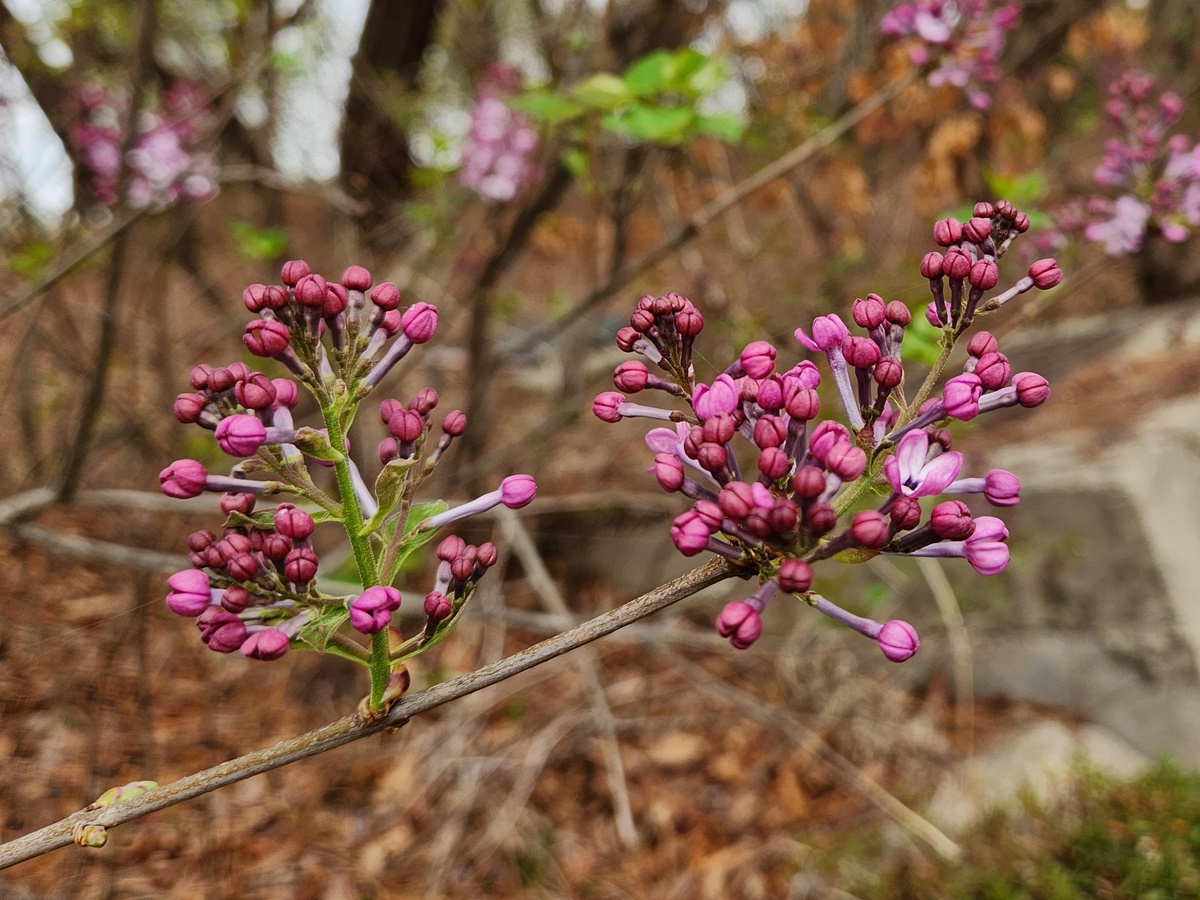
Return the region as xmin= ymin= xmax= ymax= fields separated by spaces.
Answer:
xmin=0 ymin=557 xmax=738 ymax=870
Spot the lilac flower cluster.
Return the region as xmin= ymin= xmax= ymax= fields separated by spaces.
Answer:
xmin=1047 ymin=71 xmax=1200 ymax=256
xmin=594 ymin=202 xmax=1060 ymax=661
xmin=459 ymin=63 xmax=541 ymax=204
xmin=72 ymin=80 xmax=217 ymax=209
xmin=880 ymin=0 xmax=1020 ymax=109
xmin=160 ymin=261 xmax=536 ymax=674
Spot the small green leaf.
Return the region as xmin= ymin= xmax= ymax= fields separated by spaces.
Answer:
xmin=511 ymin=91 xmax=585 ymax=124
xmin=9 ymin=240 xmax=55 ymax=279
xmin=622 ymin=50 xmax=673 ymax=96
xmin=571 ymin=73 xmax=634 ymax=110
xmin=384 ymin=500 xmax=449 ymax=584
xmin=603 ymin=105 xmax=695 ymax=144
xmin=297 ymin=606 xmax=352 ymax=653
xmin=695 ymin=112 xmax=746 ymax=143
xmin=362 ymin=457 xmax=418 ymax=536
xmin=292 ymin=427 xmax=344 ymax=462
xmin=229 ymin=220 xmax=289 ymax=262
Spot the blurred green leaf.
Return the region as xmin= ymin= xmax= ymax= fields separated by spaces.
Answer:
xmin=622 ymin=50 xmax=673 ymax=96
xmin=602 ymin=105 xmax=695 ymax=144
xmin=229 ymin=220 xmax=289 ymax=262
xmin=512 ymin=91 xmax=585 ymax=124
xmin=570 ymin=73 xmax=633 ymax=110
xmin=9 ymin=240 xmax=54 ymax=279
xmin=695 ymin=112 xmax=746 ymax=142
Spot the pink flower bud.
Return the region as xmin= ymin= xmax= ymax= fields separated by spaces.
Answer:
xmin=442 ymin=410 xmax=467 ymax=436
xmin=851 ymin=510 xmax=890 ymax=549
xmin=614 ymin=360 xmax=649 ymax=392
xmin=889 ymin=495 xmax=922 ymax=530
xmin=716 ymin=600 xmax=763 ymax=649
xmin=670 ymin=510 xmax=712 ymax=556
xmin=243 ymin=320 xmax=291 ymax=357
xmin=758 ymin=446 xmax=789 ymax=480
xmin=274 ymin=505 xmax=315 ymax=539
xmin=791 ymin=466 xmax=826 ymax=500
xmin=166 ymin=569 xmax=212 ymax=617
xmin=943 ymin=374 xmax=982 ymax=421
xmin=931 ymin=500 xmax=975 ymax=540
xmin=967 ymin=330 xmax=997 ymax=357
xmin=243 ymin=284 xmax=269 ymax=312
xmin=740 ymin=341 xmax=777 ymax=379
xmin=174 ymin=392 xmax=209 ymax=424
xmin=284 ymin=547 xmax=318 ymax=585
xmin=160 ymin=459 xmax=208 ymax=498
xmin=877 ymin=620 xmax=919 ymax=662
xmin=215 ymin=414 xmax=267 ymax=457
xmin=401 ymin=302 xmax=438 ymax=342
xmin=920 ymin=252 xmax=945 ymax=279
xmin=885 ymin=301 xmax=911 ymax=327
xmin=984 ymin=469 xmax=1020 ymax=506
xmin=349 ymin=586 xmax=402 ymax=635
xmin=842 ymin=336 xmax=881 ymax=368
xmin=500 ymin=474 xmax=537 ymax=509
xmin=371 ymin=282 xmax=401 ymax=310
xmin=220 ymin=492 xmax=256 ymax=515
xmin=675 ymin=303 xmax=704 ymax=336
xmin=777 ymin=559 xmax=813 ymax=593
xmin=592 ymin=391 xmax=625 ymax=423
xmin=272 ymin=379 xmax=299 ymax=409
xmin=753 ymin=415 xmax=787 ymax=449
xmin=974 ymin=351 xmax=1011 ymax=391
xmin=241 ymin=628 xmax=290 ymax=660
xmin=323 ymin=283 xmax=347 ymax=317
xmin=874 ymin=356 xmax=903 ymax=389
xmin=852 ymin=294 xmax=887 ymax=329
xmin=962 ymin=216 xmax=992 ymax=243
xmin=653 ymin=453 xmax=685 ymax=492
xmin=825 ymin=441 xmax=867 ymax=480
xmin=424 ymin=591 xmax=453 ymax=624
xmin=342 ymin=265 xmax=373 ymax=291
xmin=294 ymin=273 xmax=327 ymax=307
xmin=280 ymin=259 xmax=311 ymax=286
xmin=933 ymin=217 xmax=963 ymax=246
xmin=968 ymin=258 xmax=999 ymax=290
xmin=1014 ymin=372 xmax=1050 ymax=407
xmin=1028 ymin=258 xmax=1063 ymax=289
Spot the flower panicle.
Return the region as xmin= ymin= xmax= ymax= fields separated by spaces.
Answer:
xmin=595 ymin=200 xmax=1055 ymax=660
xmin=160 ymin=262 xmax=537 ymax=674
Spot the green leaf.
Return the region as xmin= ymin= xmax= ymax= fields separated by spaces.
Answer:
xmin=229 ymin=220 xmax=289 ymax=262
xmin=361 ymin=457 xmax=418 ymax=536
xmin=679 ymin=54 xmax=726 ymax=95
xmin=296 ymin=605 xmax=352 ymax=653
xmin=570 ymin=73 xmax=634 ymax=110
xmin=384 ymin=500 xmax=448 ymax=584
xmin=694 ymin=112 xmax=746 ymax=143
xmin=622 ymin=50 xmax=673 ymax=96
xmin=9 ymin=240 xmax=55 ymax=279
xmin=602 ymin=105 xmax=695 ymax=144
xmin=511 ymin=91 xmax=585 ymax=124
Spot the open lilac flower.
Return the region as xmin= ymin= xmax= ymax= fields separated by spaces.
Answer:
xmin=880 ymin=0 xmax=1020 ymax=109
xmin=459 ymin=63 xmax=540 ymax=203
xmin=595 ymin=200 xmax=1054 ymax=660
xmin=883 ymin=429 xmax=963 ymax=498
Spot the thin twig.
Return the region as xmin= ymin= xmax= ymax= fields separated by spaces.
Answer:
xmin=514 ymin=72 xmax=918 ymax=355
xmin=673 ymin=655 xmax=963 ymax=862
xmin=0 ymin=212 xmax=146 ymax=324
xmin=498 ymin=508 xmax=640 ymax=848
xmin=56 ymin=0 xmax=158 ymax=502
xmin=0 ymin=557 xmax=737 ymax=870
xmin=916 ymin=557 xmax=974 ymax=752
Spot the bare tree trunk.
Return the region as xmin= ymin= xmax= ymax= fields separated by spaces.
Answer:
xmin=338 ymin=0 xmax=442 ymax=232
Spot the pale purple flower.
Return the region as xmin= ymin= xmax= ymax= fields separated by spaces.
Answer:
xmin=693 ymin=374 xmax=739 ymax=420
xmin=1084 ymin=195 xmax=1151 ymax=255
xmin=460 ymin=68 xmax=541 ymax=204
xmin=884 ymin=429 xmax=963 ymax=497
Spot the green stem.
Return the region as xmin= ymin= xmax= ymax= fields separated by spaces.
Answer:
xmin=321 ymin=398 xmax=390 ymax=709
xmin=832 ymin=334 xmax=959 ymax=518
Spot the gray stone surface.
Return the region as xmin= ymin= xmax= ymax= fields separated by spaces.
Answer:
xmin=926 ymin=718 xmax=1151 ymax=835
xmin=968 ymin=299 xmax=1200 ymax=761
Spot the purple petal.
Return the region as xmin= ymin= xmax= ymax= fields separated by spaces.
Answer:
xmin=913 ymin=450 xmax=964 ymax=497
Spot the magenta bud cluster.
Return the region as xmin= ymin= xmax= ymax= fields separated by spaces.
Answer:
xmin=595 ymin=200 xmax=1055 ymax=661
xmin=161 ymin=261 xmax=537 ymax=670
